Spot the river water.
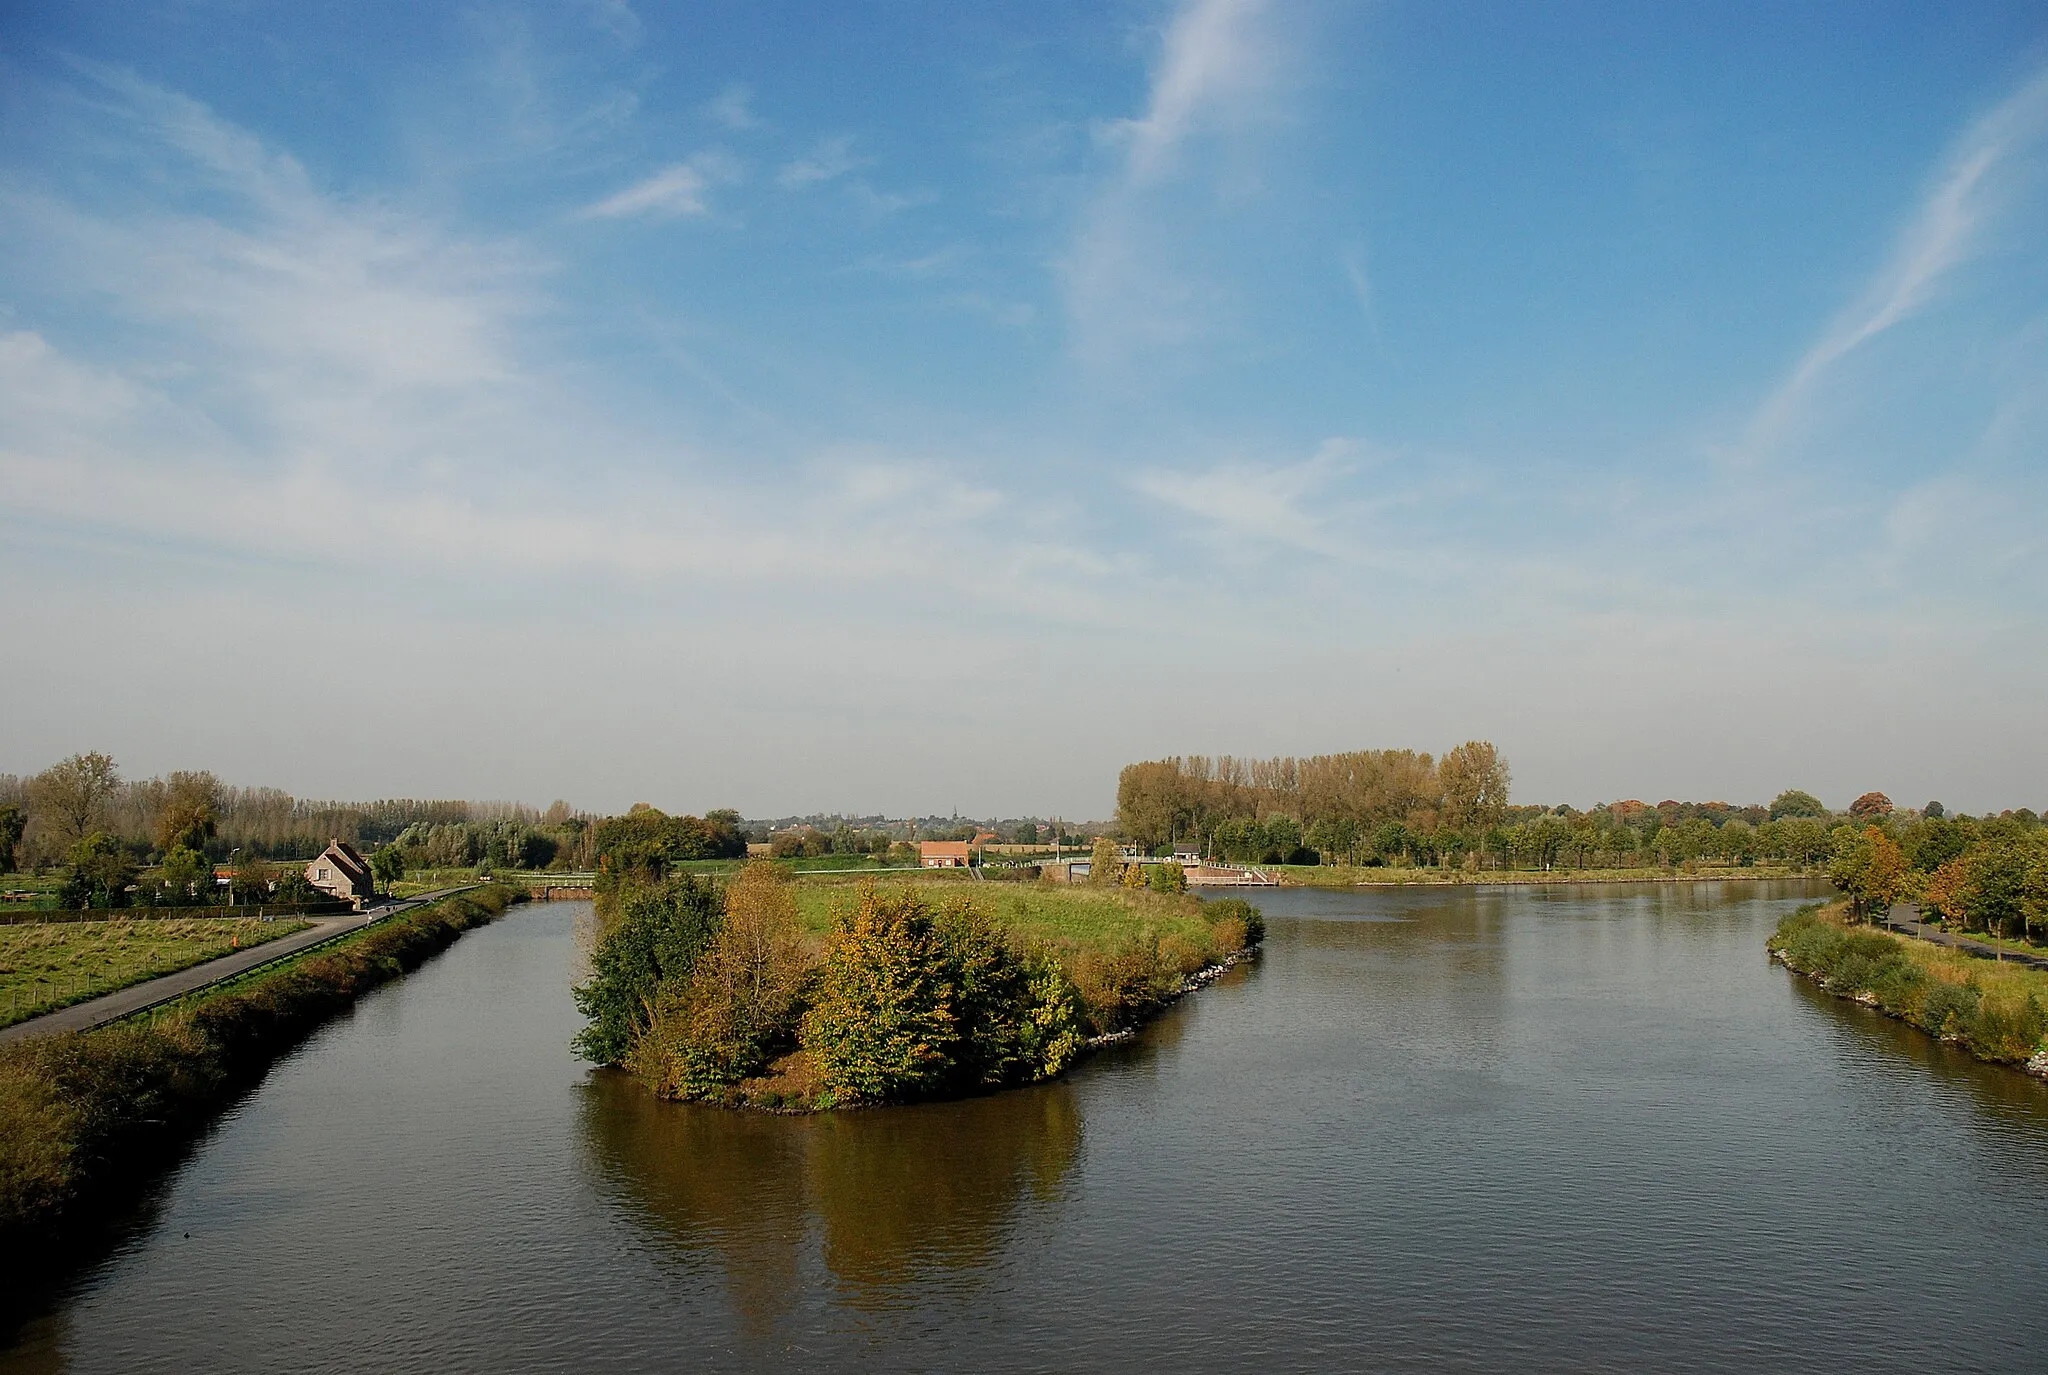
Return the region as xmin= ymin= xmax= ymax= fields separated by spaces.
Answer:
xmin=8 ymin=881 xmax=2048 ymax=1372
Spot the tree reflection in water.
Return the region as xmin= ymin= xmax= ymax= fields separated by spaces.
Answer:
xmin=578 ymin=1070 xmax=1082 ymax=1325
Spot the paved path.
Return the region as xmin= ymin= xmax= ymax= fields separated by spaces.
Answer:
xmin=1881 ymin=903 xmax=2048 ymax=971
xmin=0 ymin=887 xmax=480 ymax=1046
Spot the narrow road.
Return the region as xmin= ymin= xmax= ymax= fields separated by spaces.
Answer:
xmin=1881 ymin=903 xmax=2048 ymax=971
xmin=0 ymin=887 xmax=480 ymax=1047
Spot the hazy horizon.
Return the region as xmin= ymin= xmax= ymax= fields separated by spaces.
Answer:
xmin=4 ymin=3 xmax=2045 ymax=820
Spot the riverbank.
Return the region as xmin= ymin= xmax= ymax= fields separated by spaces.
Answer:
xmin=1768 ymin=903 xmax=2048 ymax=1076
xmin=1276 ymin=863 xmax=1814 ymax=887
xmin=0 ymin=884 xmax=522 ymax=1264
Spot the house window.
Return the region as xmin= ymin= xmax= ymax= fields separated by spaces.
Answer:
xmin=318 ymin=867 xmax=330 ymax=879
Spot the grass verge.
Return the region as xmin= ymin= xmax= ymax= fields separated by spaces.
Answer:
xmin=1769 ymin=902 xmax=2048 ymax=1069
xmin=0 ymin=884 xmax=521 ymax=1260
xmin=0 ymin=918 xmax=311 ymax=1030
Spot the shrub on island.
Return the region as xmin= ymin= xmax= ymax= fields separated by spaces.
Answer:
xmin=577 ymin=863 xmax=1264 ymax=1109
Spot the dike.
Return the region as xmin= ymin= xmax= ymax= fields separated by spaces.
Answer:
xmin=0 ymin=884 xmax=524 ymax=1267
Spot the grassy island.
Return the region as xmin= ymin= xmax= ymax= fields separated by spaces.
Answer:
xmin=0 ymin=885 xmax=521 ymax=1259
xmin=1769 ymin=903 xmax=2048 ymax=1071
xmin=575 ymin=864 xmax=1264 ymax=1112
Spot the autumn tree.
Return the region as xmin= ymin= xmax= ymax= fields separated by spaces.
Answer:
xmin=30 ymin=751 xmax=121 ymax=848
xmin=1849 ymin=791 xmax=1895 ymax=821
xmin=1089 ymin=835 xmax=1121 ymax=886
xmin=1769 ymin=789 xmax=1829 ymax=820
xmin=1829 ymin=825 xmax=1906 ymax=921
xmin=154 ymin=770 xmax=223 ymax=854
xmin=573 ymin=873 xmax=724 ymax=1064
xmin=632 ymin=862 xmax=809 ymax=1098
xmin=1439 ymin=741 xmax=1510 ymax=831
xmin=800 ymin=886 xmax=958 ymax=1103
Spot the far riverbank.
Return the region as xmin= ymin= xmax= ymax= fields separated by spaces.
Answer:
xmin=1271 ymin=863 xmax=1816 ymax=888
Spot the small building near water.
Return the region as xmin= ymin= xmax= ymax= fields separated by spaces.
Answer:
xmin=1172 ymin=845 xmax=1204 ymax=867
xmin=919 ymin=840 xmax=971 ymax=868
xmin=307 ymin=840 xmax=376 ymax=908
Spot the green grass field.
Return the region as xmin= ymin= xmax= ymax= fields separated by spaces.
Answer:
xmin=784 ymin=873 xmax=1222 ymax=949
xmin=0 ymin=917 xmax=310 ymax=1030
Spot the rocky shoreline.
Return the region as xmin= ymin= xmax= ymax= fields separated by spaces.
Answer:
xmin=1085 ymin=944 xmax=1260 ymax=1050
xmin=1770 ymin=945 xmax=2048 ymax=1083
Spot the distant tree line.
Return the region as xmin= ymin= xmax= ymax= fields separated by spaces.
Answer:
xmin=1115 ymin=751 xmax=2046 ymax=883
xmin=1116 ymin=743 xmax=1511 ymax=865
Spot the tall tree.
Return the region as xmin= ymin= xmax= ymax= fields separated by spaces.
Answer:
xmin=30 ymin=751 xmax=121 ymax=848
xmin=0 ymin=803 xmax=24 ymax=873
xmin=1769 ymin=789 xmax=1828 ymax=820
xmin=155 ymin=770 xmax=223 ymax=853
xmin=1439 ymin=741 xmax=1510 ymax=831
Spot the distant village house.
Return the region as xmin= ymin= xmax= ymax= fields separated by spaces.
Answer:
xmin=307 ymin=840 xmax=376 ymax=908
xmin=918 ymin=840 xmax=971 ymax=868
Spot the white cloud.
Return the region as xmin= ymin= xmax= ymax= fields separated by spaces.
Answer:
xmin=708 ymin=83 xmax=760 ymax=131
xmin=1060 ymin=0 xmax=1287 ymax=365
xmin=1739 ymin=64 xmax=2048 ymax=462
xmin=582 ymin=153 xmax=739 ymax=219
xmin=778 ymin=135 xmax=865 ymax=189
xmin=1104 ymin=0 xmax=1273 ymax=184
xmin=1131 ymin=437 xmax=1357 ymax=557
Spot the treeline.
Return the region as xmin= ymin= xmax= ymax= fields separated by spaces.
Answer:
xmin=576 ymin=864 xmax=1264 ymax=1110
xmin=0 ymin=753 xmax=600 ymax=879
xmin=1118 ymin=743 xmax=1509 ymax=865
xmin=2 ymin=754 xmax=598 ymax=872
xmin=1116 ymin=748 xmax=2041 ymax=877
xmin=1826 ymin=807 xmax=2048 ymax=942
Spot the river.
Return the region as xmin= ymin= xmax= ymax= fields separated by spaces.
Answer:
xmin=7 ymin=880 xmax=2048 ymax=1371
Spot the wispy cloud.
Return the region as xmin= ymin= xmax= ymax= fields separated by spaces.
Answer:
xmin=778 ymin=135 xmax=865 ymax=189
xmin=707 ymin=83 xmax=760 ymax=131
xmin=1060 ymin=0 xmax=1286 ymax=365
xmin=582 ymin=152 xmax=740 ymax=219
xmin=1740 ymin=65 xmax=2048 ymax=462
xmin=1131 ymin=437 xmax=1357 ymax=557
xmin=1104 ymin=0 xmax=1273 ymax=185
xmin=580 ymin=0 xmax=641 ymax=46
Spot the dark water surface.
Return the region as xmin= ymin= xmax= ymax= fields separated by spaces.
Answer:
xmin=9 ymin=882 xmax=2048 ymax=1372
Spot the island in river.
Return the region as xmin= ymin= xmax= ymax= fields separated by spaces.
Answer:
xmin=573 ymin=862 xmax=1264 ymax=1112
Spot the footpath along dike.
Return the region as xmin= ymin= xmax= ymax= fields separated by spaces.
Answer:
xmin=0 ymin=884 xmax=523 ymax=1267
xmin=1768 ymin=902 xmax=2048 ymax=1080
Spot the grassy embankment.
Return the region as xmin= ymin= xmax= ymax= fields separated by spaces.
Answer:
xmin=1769 ymin=902 xmax=2048 ymax=1071
xmin=1272 ymin=861 xmax=1814 ymax=887
xmin=0 ymin=884 xmax=521 ymax=1260
xmin=0 ymin=918 xmax=310 ymax=1030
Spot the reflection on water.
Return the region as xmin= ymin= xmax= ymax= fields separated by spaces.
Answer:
xmin=581 ymin=1066 xmax=1082 ymax=1316
xmin=15 ymin=884 xmax=2048 ymax=1372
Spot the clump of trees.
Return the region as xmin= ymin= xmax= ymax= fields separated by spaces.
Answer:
xmin=1116 ymin=744 xmax=1510 ymax=862
xmin=592 ymin=806 xmax=747 ymax=878
xmin=574 ymin=865 xmax=1261 ymax=1110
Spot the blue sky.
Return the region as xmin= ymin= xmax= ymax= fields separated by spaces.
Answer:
xmin=2 ymin=1 xmax=2045 ymax=818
